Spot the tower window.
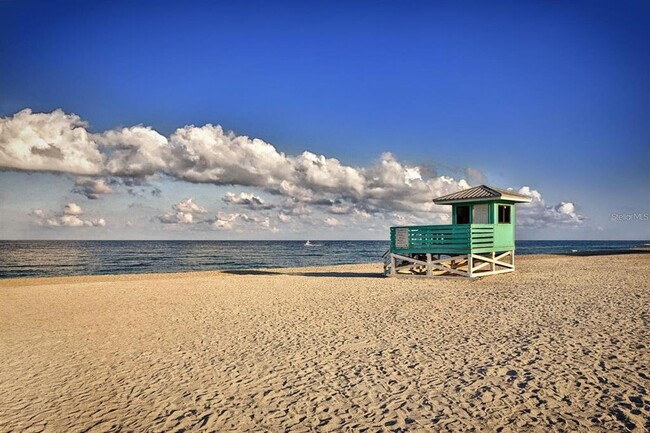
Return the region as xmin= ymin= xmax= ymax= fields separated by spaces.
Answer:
xmin=498 ymin=205 xmax=511 ymax=224
xmin=456 ymin=205 xmax=470 ymax=224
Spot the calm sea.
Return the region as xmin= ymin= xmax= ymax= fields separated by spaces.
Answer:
xmin=0 ymin=240 xmax=647 ymax=279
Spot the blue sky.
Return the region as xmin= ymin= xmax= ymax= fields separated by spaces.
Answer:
xmin=0 ymin=0 xmax=648 ymax=240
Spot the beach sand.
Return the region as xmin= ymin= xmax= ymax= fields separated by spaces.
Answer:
xmin=1 ymin=254 xmax=649 ymax=432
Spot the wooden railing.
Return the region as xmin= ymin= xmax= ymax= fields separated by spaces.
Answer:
xmin=390 ymin=224 xmax=495 ymax=254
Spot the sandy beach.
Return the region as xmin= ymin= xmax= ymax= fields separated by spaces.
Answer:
xmin=1 ymin=253 xmax=649 ymax=432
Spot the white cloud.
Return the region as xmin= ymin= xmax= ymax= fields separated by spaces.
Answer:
xmin=98 ymin=126 xmax=171 ymax=177
xmin=269 ymin=180 xmax=315 ymax=202
xmin=324 ymin=217 xmax=341 ymax=227
xmin=222 ymin=192 xmax=274 ymax=210
xmin=172 ymin=198 xmax=207 ymax=214
xmin=0 ymin=109 xmax=104 ymax=175
xmin=31 ymin=203 xmax=106 ymax=227
xmin=353 ymin=208 xmax=372 ymax=219
xmin=72 ymin=177 xmax=115 ymax=199
xmin=169 ymin=124 xmax=291 ymax=186
xmin=158 ymin=198 xmax=207 ymax=224
xmin=63 ymin=203 xmax=84 ymax=216
xmin=278 ymin=213 xmax=292 ymax=223
xmin=279 ymin=199 xmax=312 ymax=217
xmin=0 ymin=110 xmax=468 ymax=215
xmin=60 ymin=215 xmax=85 ymax=227
xmin=212 ymin=212 xmax=239 ymax=230
xmin=329 ymin=204 xmax=352 ymax=214
xmin=3 ymin=109 xmax=586 ymax=233
xmin=361 ymin=153 xmax=470 ymax=213
xmin=517 ymin=186 xmax=584 ymax=227
xmin=388 ymin=212 xmax=431 ymax=227
xmin=210 ymin=211 xmax=276 ymax=231
xmin=30 ymin=209 xmax=46 ymax=219
xmin=292 ymin=151 xmax=365 ymax=196
xmin=158 ymin=211 xmax=194 ymax=224
xmin=239 ymin=213 xmax=271 ymax=228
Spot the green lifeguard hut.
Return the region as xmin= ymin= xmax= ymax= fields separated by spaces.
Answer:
xmin=385 ymin=185 xmax=531 ymax=278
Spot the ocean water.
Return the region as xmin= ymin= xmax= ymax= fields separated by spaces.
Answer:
xmin=0 ymin=240 xmax=647 ymax=279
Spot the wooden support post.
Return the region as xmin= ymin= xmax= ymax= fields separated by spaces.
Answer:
xmin=386 ymin=251 xmax=517 ymax=279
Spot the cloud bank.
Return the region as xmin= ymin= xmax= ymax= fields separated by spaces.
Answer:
xmin=222 ymin=192 xmax=275 ymax=210
xmin=31 ymin=203 xmax=106 ymax=227
xmin=72 ymin=177 xmax=115 ymax=199
xmin=0 ymin=109 xmax=469 ymax=209
xmin=158 ymin=198 xmax=208 ymax=224
xmin=2 ymin=109 xmax=584 ymax=231
xmin=517 ymin=187 xmax=585 ymax=227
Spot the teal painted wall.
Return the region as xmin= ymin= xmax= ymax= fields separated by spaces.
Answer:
xmin=450 ymin=200 xmax=517 ymax=249
xmin=389 ymin=200 xmax=522 ymax=255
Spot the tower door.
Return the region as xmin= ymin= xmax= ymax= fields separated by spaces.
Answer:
xmin=473 ymin=204 xmax=489 ymax=224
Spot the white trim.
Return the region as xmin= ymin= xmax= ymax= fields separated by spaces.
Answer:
xmin=434 ymin=196 xmax=531 ymax=204
xmin=386 ymin=250 xmax=517 ymax=278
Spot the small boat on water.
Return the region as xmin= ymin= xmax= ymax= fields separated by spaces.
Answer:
xmin=304 ymin=240 xmax=313 ymax=246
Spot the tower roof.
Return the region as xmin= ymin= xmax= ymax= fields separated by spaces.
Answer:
xmin=433 ymin=185 xmax=532 ymax=204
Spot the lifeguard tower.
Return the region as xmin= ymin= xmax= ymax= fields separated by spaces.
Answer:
xmin=385 ymin=185 xmax=531 ymax=278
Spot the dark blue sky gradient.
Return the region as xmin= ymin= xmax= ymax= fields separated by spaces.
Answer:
xmin=1 ymin=0 xmax=649 ymax=237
